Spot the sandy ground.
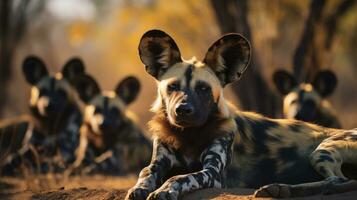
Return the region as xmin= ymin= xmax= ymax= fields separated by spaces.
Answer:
xmin=1 ymin=175 xmax=357 ymax=200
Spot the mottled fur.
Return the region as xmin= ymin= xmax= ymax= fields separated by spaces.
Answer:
xmin=126 ymin=30 xmax=357 ymax=200
xmin=126 ymin=30 xmax=248 ymax=200
xmin=72 ymin=75 xmax=151 ymax=174
xmin=149 ymin=107 xmax=235 ymax=158
xmin=1 ymin=56 xmax=85 ymax=174
xmin=273 ymin=70 xmax=341 ymax=128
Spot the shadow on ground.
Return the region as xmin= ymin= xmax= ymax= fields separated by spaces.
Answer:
xmin=1 ymin=176 xmax=357 ymax=200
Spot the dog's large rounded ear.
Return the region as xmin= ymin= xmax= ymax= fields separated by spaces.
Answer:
xmin=62 ymin=57 xmax=85 ymax=82
xmin=204 ymin=34 xmax=251 ymax=86
xmin=115 ymin=76 xmax=141 ymax=105
xmin=22 ymin=56 xmax=48 ymax=85
xmin=273 ymin=70 xmax=297 ymax=95
xmin=72 ymin=74 xmax=100 ymax=103
xmin=312 ymin=70 xmax=337 ymax=98
xmin=139 ymin=29 xmax=182 ymax=80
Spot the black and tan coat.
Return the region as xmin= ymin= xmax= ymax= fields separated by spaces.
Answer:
xmin=1 ymin=56 xmax=85 ymax=174
xmin=71 ymin=75 xmax=151 ymax=175
xmin=126 ymin=30 xmax=357 ymax=200
xmin=273 ymin=69 xmax=341 ymax=128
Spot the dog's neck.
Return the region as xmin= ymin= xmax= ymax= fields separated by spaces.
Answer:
xmin=149 ymin=106 xmax=233 ymax=158
xmin=82 ymin=117 xmax=145 ymax=152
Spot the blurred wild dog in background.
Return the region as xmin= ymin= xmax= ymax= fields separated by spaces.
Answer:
xmin=273 ymin=69 xmax=341 ymax=128
xmin=0 ymin=56 xmax=86 ymax=174
xmin=71 ymin=74 xmax=151 ymax=175
xmin=126 ymin=30 xmax=357 ymax=200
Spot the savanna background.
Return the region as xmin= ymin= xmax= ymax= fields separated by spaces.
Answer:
xmin=1 ymin=0 xmax=357 ymax=199
xmin=1 ymin=0 xmax=357 ymax=129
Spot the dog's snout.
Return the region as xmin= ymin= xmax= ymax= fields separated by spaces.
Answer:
xmin=294 ymin=113 xmax=303 ymax=121
xmin=45 ymin=102 xmax=54 ymax=112
xmin=175 ymin=103 xmax=194 ymax=116
xmin=99 ymin=120 xmax=111 ymax=129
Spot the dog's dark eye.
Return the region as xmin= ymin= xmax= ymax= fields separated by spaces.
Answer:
xmin=110 ymin=107 xmax=119 ymax=116
xmin=39 ymin=88 xmax=49 ymax=96
xmin=304 ymin=99 xmax=316 ymax=108
xmin=57 ymin=89 xmax=67 ymax=98
xmin=199 ymin=85 xmax=209 ymax=92
xmin=196 ymin=83 xmax=211 ymax=93
xmin=291 ymin=99 xmax=298 ymax=104
xmin=168 ymin=82 xmax=180 ymax=91
xmin=94 ymin=107 xmax=102 ymax=114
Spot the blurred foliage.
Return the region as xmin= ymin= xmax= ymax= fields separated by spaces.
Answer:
xmin=1 ymin=0 xmax=357 ymax=128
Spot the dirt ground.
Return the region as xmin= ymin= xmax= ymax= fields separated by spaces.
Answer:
xmin=1 ymin=175 xmax=357 ymax=200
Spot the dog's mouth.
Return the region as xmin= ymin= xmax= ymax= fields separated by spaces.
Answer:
xmin=173 ymin=119 xmax=195 ymax=128
xmin=168 ymin=114 xmax=206 ymax=128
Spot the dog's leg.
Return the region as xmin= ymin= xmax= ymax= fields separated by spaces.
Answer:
xmin=125 ymin=138 xmax=179 ymax=200
xmin=146 ymin=132 xmax=234 ymax=200
xmin=255 ymin=129 xmax=357 ymax=198
xmin=73 ymin=126 xmax=88 ymax=169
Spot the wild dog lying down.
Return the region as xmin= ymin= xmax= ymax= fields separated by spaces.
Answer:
xmin=273 ymin=69 xmax=341 ymax=128
xmin=71 ymin=75 xmax=151 ymax=174
xmin=0 ymin=116 xmax=34 ymax=172
xmin=1 ymin=56 xmax=85 ymax=174
xmin=126 ymin=29 xmax=357 ymax=199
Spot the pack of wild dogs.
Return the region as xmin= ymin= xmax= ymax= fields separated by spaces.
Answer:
xmin=0 ymin=29 xmax=356 ymax=199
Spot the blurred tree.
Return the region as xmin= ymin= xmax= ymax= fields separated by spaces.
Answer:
xmin=0 ymin=0 xmax=45 ymax=116
xmin=210 ymin=0 xmax=280 ymax=117
xmin=324 ymin=0 xmax=356 ymax=50
xmin=293 ymin=0 xmax=356 ymax=82
xmin=211 ymin=0 xmax=356 ymax=117
xmin=293 ymin=0 xmax=326 ymax=82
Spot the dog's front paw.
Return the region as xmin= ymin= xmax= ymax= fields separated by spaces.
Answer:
xmin=125 ymin=187 xmax=150 ymax=200
xmin=254 ymin=183 xmax=291 ymax=198
xmin=147 ymin=188 xmax=179 ymax=200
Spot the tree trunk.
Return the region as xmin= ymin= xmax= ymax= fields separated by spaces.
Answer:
xmin=293 ymin=0 xmax=356 ymax=82
xmin=293 ymin=0 xmax=327 ymax=82
xmin=211 ymin=0 xmax=280 ymax=117
xmin=324 ymin=0 xmax=357 ymax=50
xmin=0 ymin=0 xmax=12 ymax=116
xmin=0 ymin=0 xmax=45 ymax=116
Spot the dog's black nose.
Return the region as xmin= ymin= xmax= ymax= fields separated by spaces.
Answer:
xmin=294 ymin=113 xmax=304 ymax=121
xmin=45 ymin=103 xmax=55 ymax=112
xmin=295 ymin=110 xmax=314 ymax=122
xmin=176 ymin=103 xmax=194 ymax=116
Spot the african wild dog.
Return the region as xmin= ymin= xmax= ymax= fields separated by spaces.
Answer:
xmin=273 ymin=69 xmax=341 ymax=128
xmin=126 ymin=29 xmax=357 ymax=199
xmin=0 ymin=115 xmax=34 ymax=172
xmin=1 ymin=56 xmax=85 ymax=174
xmin=71 ymin=74 xmax=151 ymax=174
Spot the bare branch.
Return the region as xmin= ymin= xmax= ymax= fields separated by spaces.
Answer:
xmin=324 ymin=0 xmax=357 ymax=50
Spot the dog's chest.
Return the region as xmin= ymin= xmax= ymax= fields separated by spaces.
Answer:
xmin=165 ymin=153 xmax=202 ymax=180
xmin=181 ymin=154 xmax=201 ymax=169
